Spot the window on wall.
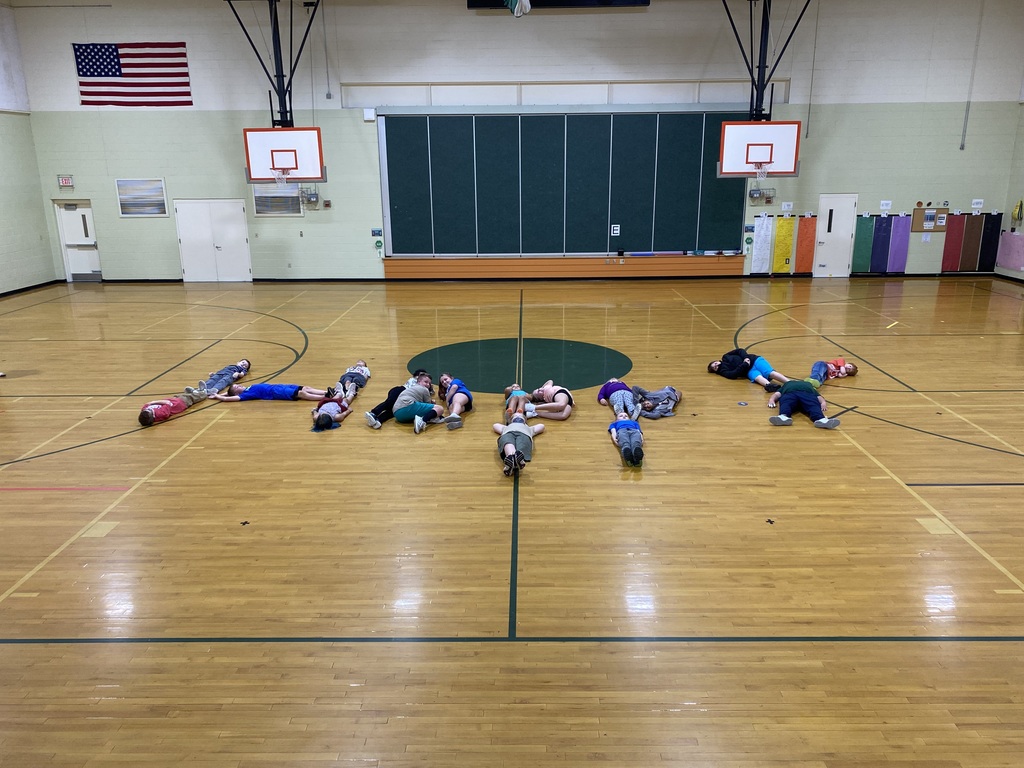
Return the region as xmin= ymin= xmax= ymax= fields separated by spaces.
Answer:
xmin=253 ymin=183 xmax=302 ymax=216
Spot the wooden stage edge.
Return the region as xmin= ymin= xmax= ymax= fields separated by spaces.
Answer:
xmin=382 ymin=254 xmax=745 ymax=280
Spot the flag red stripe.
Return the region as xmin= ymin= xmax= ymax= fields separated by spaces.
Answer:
xmin=117 ymin=41 xmax=187 ymax=49
xmin=81 ymin=99 xmax=194 ymax=106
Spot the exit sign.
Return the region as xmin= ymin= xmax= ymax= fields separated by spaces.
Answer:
xmin=57 ymin=176 xmax=74 ymax=188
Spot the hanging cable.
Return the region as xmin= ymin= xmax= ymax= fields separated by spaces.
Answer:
xmin=321 ymin=1 xmax=332 ymax=99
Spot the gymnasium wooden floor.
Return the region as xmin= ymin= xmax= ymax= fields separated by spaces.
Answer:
xmin=1 ymin=276 xmax=1023 ymax=768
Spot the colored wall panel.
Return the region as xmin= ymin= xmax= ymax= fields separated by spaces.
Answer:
xmin=794 ymin=217 xmax=816 ymax=273
xmin=996 ymin=232 xmax=1024 ymax=270
xmin=430 ymin=116 xmax=477 ymax=254
xmin=385 ymin=116 xmax=433 ymax=255
xmin=521 ymin=115 xmax=567 ymax=254
xmin=653 ymin=113 xmax=702 ymax=252
xmin=565 ymin=114 xmax=612 ymax=253
xmin=772 ymin=217 xmax=795 ymax=273
xmin=475 ymin=116 xmax=521 ymax=254
xmin=887 ymin=215 xmax=911 ymax=273
xmin=609 ymin=113 xmax=658 ymax=254
xmin=751 ymin=216 xmax=773 ymax=273
xmin=960 ymin=214 xmax=984 ymax=271
xmin=941 ymin=214 xmax=966 ymax=271
xmin=869 ymin=216 xmax=892 ymax=272
xmin=697 ymin=112 xmax=747 ymax=252
xmin=852 ymin=216 xmax=874 ymax=272
xmin=978 ymin=212 xmax=1002 ymax=272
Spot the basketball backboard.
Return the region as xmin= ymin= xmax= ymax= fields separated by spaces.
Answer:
xmin=243 ymin=127 xmax=327 ymax=183
xmin=718 ymin=120 xmax=801 ymax=177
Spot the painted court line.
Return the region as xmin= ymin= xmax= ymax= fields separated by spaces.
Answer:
xmin=0 ymin=486 xmax=131 ymax=492
xmin=843 ymin=431 xmax=1024 ymax=592
xmin=0 ymin=410 xmax=229 ymax=605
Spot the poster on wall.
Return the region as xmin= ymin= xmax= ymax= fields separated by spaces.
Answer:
xmin=115 ymin=178 xmax=168 ymax=217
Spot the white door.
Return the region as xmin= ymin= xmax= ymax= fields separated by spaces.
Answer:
xmin=55 ymin=201 xmax=102 ymax=282
xmin=174 ymin=199 xmax=252 ymax=282
xmin=814 ymin=194 xmax=858 ymax=277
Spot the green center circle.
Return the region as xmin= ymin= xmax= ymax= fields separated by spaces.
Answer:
xmin=408 ymin=338 xmax=633 ymax=395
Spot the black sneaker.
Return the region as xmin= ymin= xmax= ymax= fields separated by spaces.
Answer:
xmin=503 ymin=454 xmax=517 ymax=476
xmin=622 ymin=447 xmax=634 ymax=465
xmin=514 ymin=451 xmax=527 ymax=470
xmin=326 ymin=386 xmax=338 ymax=399
xmin=765 ymin=383 xmax=782 ymax=393
xmin=633 ymin=446 xmax=644 ymax=465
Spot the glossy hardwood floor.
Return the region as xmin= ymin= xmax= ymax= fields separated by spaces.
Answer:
xmin=1 ymin=277 xmax=1023 ymax=767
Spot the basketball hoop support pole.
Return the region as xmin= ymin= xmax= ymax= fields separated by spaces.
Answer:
xmin=721 ymin=0 xmax=814 ymax=121
xmin=226 ymin=0 xmax=323 ymax=128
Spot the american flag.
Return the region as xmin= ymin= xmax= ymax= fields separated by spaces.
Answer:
xmin=72 ymin=42 xmax=193 ymax=107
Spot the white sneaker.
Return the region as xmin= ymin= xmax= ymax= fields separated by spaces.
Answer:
xmin=364 ymin=411 xmax=381 ymax=429
xmin=525 ymin=403 xmax=537 ymax=417
xmin=413 ymin=415 xmax=426 ymax=434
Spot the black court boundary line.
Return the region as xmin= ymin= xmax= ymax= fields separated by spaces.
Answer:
xmin=507 ymin=289 xmax=525 ymax=638
xmin=908 ymin=482 xmax=1024 ymax=487
xmin=0 ymin=303 xmax=310 ymax=467
xmin=731 ymin=297 xmax=1024 ymax=458
xmin=2 ymin=635 xmax=1023 ymax=646
xmin=829 ymin=399 xmax=1024 ymax=458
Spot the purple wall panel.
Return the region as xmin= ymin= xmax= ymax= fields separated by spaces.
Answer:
xmin=887 ymin=216 xmax=911 ymax=273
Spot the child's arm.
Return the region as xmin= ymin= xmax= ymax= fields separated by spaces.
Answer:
xmin=147 ymin=399 xmax=176 ymax=407
xmin=531 ymin=424 xmax=545 ymax=436
xmin=337 ymin=408 xmax=352 ymax=423
xmin=208 ymin=392 xmax=241 ymax=401
xmin=766 ymin=392 xmax=781 ymax=408
xmin=492 ymin=423 xmax=505 ymax=435
xmin=817 ymin=395 xmax=828 ymax=411
xmin=609 ymin=428 xmax=620 ymax=446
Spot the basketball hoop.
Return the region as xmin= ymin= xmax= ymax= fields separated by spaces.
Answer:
xmin=753 ymin=162 xmax=771 ymax=183
xmin=271 ymin=168 xmax=290 ymax=186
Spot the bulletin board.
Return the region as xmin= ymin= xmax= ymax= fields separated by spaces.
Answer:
xmin=911 ymin=207 xmax=949 ymax=233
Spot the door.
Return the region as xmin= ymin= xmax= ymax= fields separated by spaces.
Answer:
xmin=813 ymin=194 xmax=858 ymax=277
xmin=55 ymin=201 xmax=102 ymax=282
xmin=174 ymin=199 xmax=252 ymax=282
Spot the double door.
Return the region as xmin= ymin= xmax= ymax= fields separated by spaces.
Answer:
xmin=174 ymin=199 xmax=252 ymax=282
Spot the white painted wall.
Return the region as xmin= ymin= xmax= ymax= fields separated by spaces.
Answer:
xmin=1 ymin=0 xmax=1022 ymax=291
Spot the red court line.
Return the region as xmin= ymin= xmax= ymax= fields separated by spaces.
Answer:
xmin=0 ymin=486 xmax=132 ymax=492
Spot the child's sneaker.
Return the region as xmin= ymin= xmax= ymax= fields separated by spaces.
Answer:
xmin=621 ymin=447 xmax=634 ymax=465
xmin=413 ymin=415 xmax=426 ymax=434
xmin=503 ymin=454 xmax=517 ymax=476
xmin=445 ymin=414 xmax=463 ymax=430
xmin=814 ymin=418 xmax=840 ymax=429
xmin=514 ymin=451 xmax=527 ymax=470
xmin=765 ymin=383 xmax=782 ymax=393
xmin=633 ymin=446 xmax=644 ymax=465
xmin=325 ymin=386 xmax=338 ymax=399
xmin=769 ymin=415 xmax=792 ymax=426
xmin=364 ymin=411 xmax=381 ymax=429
